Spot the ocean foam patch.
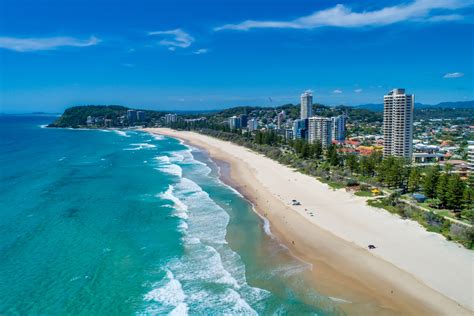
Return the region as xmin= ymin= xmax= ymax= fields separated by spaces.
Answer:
xmin=159 ymin=185 xmax=189 ymax=219
xmin=144 ymin=270 xmax=188 ymax=314
xmin=113 ymin=130 xmax=130 ymax=137
xmin=146 ymin=151 xmax=272 ymax=314
xmin=123 ymin=143 xmax=157 ymax=151
xmin=154 ymin=156 xmax=183 ymax=178
xmin=152 ymin=134 xmax=165 ymax=141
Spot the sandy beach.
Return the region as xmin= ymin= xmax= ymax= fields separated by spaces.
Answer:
xmin=144 ymin=128 xmax=473 ymax=315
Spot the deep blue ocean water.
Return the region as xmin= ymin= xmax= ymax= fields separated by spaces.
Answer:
xmin=0 ymin=115 xmax=343 ymax=315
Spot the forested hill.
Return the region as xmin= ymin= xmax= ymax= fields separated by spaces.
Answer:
xmin=49 ymin=106 xmax=128 ymax=127
xmin=48 ymin=105 xmax=166 ymax=128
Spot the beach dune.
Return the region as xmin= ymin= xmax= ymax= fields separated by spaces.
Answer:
xmin=145 ymin=128 xmax=473 ymax=315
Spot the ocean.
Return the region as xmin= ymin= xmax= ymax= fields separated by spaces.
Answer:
xmin=0 ymin=115 xmax=343 ymax=315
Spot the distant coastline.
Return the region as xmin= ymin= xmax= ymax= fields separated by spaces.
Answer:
xmin=144 ymin=128 xmax=473 ymax=315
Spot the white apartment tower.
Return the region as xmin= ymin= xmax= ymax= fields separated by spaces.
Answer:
xmin=383 ymin=88 xmax=414 ymax=160
xmin=468 ymin=141 xmax=474 ymax=173
xmin=308 ymin=116 xmax=332 ymax=148
xmin=277 ymin=110 xmax=285 ymax=129
xmin=300 ymin=90 xmax=313 ymax=119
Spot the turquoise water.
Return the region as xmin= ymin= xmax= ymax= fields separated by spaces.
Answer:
xmin=0 ymin=115 xmax=343 ymax=315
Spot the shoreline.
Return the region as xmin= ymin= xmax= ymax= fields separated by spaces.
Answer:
xmin=144 ymin=128 xmax=473 ymax=315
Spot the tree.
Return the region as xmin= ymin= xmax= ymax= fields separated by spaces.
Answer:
xmin=446 ymin=174 xmax=466 ymax=211
xmin=463 ymin=186 xmax=474 ymax=210
xmin=423 ymin=165 xmax=440 ymax=198
xmin=377 ymin=156 xmax=406 ymax=188
xmin=345 ymin=154 xmax=359 ymax=174
xmin=300 ymin=142 xmax=310 ymax=158
xmin=407 ymin=167 xmax=422 ymax=193
xmin=436 ymin=173 xmax=450 ymax=208
xmin=326 ymin=144 xmax=340 ymax=166
xmin=314 ymin=140 xmax=323 ymax=160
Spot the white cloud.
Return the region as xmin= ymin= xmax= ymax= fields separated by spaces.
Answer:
xmin=0 ymin=36 xmax=100 ymax=52
xmin=333 ymin=89 xmax=343 ymax=94
xmin=443 ymin=72 xmax=464 ymax=78
xmin=193 ymin=48 xmax=209 ymax=55
xmin=215 ymin=0 xmax=472 ymax=31
xmin=148 ymin=29 xmax=194 ymax=49
xmin=354 ymin=88 xmax=363 ymax=93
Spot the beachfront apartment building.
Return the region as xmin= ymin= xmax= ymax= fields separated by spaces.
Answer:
xmin=239 ymin=114 xmax=248 ymax=129
xmin=229 ymin=116 xmax=241 ymax=130
xmin=468 ymin=141 xmax=474 ymax=173
xmin=277 ymin=110 xmax=285 ymax=129
xmin=127 ymin=110 xmax=137 ymax=123
xmin=383 ymin=88 xmax=414 ymax=160
xmin=247 ymin=118 xmax=258 ymax=132
xmin=308 ymin=116 xmax=332 ymax=148
xmin=300 ymin=91 xmax=313 ymax=119
xmin=164 ymin=113 xmax=178 ymax=125
xmin=136 ymin=111 xmax=146 ymax=121
xmin=293 ymin=118 xmax=308 ymax=140
xmin=331 ymin=115 xmax=346 ymax=142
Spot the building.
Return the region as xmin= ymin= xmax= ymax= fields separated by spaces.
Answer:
xmin=277 ymin=110 xmax=285 ymax=129
xmin=239 ymin=114 xmax=248 ymax=129
xmin=127 ymin=110 xmax=137 ymax=124
xmin=383 ymin=88 xmax=414 ymax=160
xmin=247 ymin=118 xmax=258 ymax=132
xmin=104 ymin=119 xmax=113 ymax=128
xmin=164 ymin=113 xmax=178 ymax=125
xmin=292 ymin=119 xmax=307 ymax=140
xmin=229 ymin=116 xmax=241 ymax=130
xmin=308 ymin=116 xmax=332 ymax=148
xmin=285 ymin=128 xmax=293 ymax=141
xmin=86 ymin=116 xmax=93 ymax=126
xmin=331 ymin=115 xmax=346 ymax=142
xmin=136 ymin=111 xmax=146 ymax=121
xmin=468 ymin=140 xmax=474 ymax=172
xmin=300 ymin=90 xmax=313 ymax=119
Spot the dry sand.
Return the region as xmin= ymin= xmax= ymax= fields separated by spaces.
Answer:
xmin=144 ymin=128 xmax=473 ymax=315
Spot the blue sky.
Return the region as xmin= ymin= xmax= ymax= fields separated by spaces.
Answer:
xmin=1 ymin=0 xmax=473 ymax=113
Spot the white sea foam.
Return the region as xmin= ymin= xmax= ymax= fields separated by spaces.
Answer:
xmin=159 ymin=185 xmax=189 ymax=219
xmin=169 ymin=303 xmax=188 ymax=316
xmin=144 ymin=270 xmax=188 ymax=314
xmin=154 ymin=156 xmax=183 ymax=178
xmin=113 ymin=130 xmax=129 ymax=137
xmin=262 ymin=215 xmax=272 ymax=236
xmin=131 ymin=143 xmax=156 ymax=148
xmin=144 ymin=148 xmax=274 ymax=314
xmin=152 ymin=134 xmax=165 ymax=141
xmin=123 ymin=143 xmax=157 ymax=151
xmin=329 ymin=296 xmax=352 ymax=304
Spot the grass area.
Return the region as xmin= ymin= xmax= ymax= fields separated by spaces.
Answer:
xmin=354 ymin=190 xmax=373 ymax=197
xmin=326 ymin=181 xmax=346 ymax=190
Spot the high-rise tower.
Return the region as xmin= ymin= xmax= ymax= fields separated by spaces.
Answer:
xmin=300 ymin=90 xmax=313 ymax=119
xmin=383 ymin=88 xmax=414 ymax=160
